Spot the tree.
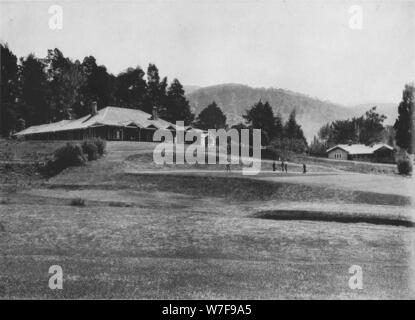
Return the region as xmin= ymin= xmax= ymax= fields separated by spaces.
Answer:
xmin=163 ymin=79 xmax=194 ymax=125
xmin=16 ymin=118 xmax=26 ymax=132
xmin=309 ymin=136 xmax=326 ymax=156
xmin=0 ymin=45 xmax=197 ymax=133
xmin=194 ymin=101 xmax=226 ymax=130
xmin=318 ymin=123 xmax=331 ymax=142
xmin=394 ymin=84 xmax=414 ymax=154
xmin=274 ymin=112 xmax=284 ymax=138
xmin=0 ymin=43 xmax=19 ymax=136
xmin=46 ymin=49 xmax=86 ymax=120
xmin=145 ymin=64 xmax=167 ymax=114
xmin=358 ymin=107 xmax=386 ymax=145
xmin=231 ymin=122 xmax=248 ymax=132
xmin=114 ymin=67 xmax=147 ymax=110
xmin=80 ymin=56 xmax=114 ymax=114
xmin=268 ymin=109 xmax=308 ymax=154
xmin=318 ymin=107 xmax=387 ymax=146
xmin=269 ymin=136 xmax=307 ymax=158
xmin=284 ymin=109 xmax=305 ymax=141
xmin=18 ymin=54 xmax=50 ymax=125
xmin=329 ymin=118 xmax=357 ymax=144
xmin=382 ymin=125 xmax=395 ymax=147
xmin=243 ymin=100 xmax=277 ymax=145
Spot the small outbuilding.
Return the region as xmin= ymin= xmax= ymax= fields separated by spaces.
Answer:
xmin=326 ymin=143 xmax=395 ymax=163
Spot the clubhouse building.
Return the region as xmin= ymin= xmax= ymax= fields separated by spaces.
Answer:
xmin=14 ymin=102 xmax=206 ymax=143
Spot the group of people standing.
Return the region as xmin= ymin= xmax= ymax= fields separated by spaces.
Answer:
xmin=224 ymin=158 xmax=307 ymax=174
xmin=272 ymin=159 xmax=307 ymax=174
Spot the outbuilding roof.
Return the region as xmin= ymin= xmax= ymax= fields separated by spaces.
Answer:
xmin=14 ymin=106 xmax=177 ymax=136
xmin=326 ymin=143 xmax=394 ymax=155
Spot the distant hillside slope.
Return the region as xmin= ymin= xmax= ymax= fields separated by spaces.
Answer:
xmin=183 ymin=85 xmax=202 ymax=95
xmin=186 ymin=84 xmax=397 ymax=141
xmin=186 ymin=84 xmax=353 ymax=141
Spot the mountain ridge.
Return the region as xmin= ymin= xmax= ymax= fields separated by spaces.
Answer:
xmin=185 ymin=83 xmax=397 ymax=141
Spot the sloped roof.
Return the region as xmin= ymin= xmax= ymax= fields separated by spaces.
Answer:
xmin=326 ymin=143 xmax=394 ymax=155
xmin=14 ymin=106 xmax=176 ymax=136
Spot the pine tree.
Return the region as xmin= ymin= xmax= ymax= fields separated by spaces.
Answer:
xmin=145 ymin=64 xmax=165 ymax=114
xmin=394 ymin=84 xmax=414 ymax=154
xmin=164 ymin=79 xmax=194 ymax=125
xmin=80 ymin=56 xmax=114 ymax=114
xmin=194 ymin=101 xmax=227 ymax=130
xmin=281 ymin=109 xmax=307 ymax=153
xmin=0 ymin=43 xmax=19 ymax=136
xmin=274 ymin=111 xmax=284 ymax=138
xmin=19 ymin=54 xmax=50 ymax=125
xmin=243 ymin=100 xmax=277 ymax=145
xmin=284 ymin=109 xmax=305 ymax=140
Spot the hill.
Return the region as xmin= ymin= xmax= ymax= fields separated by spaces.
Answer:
xmin=183 ymin=85 xmax=202 ymax=95
xmin=186 ymin=84 xmax=397 ymax=141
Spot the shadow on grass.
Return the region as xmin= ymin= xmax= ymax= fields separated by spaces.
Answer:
xmin=48 ymin=173 xmax=411 ymax=206
xmin=254 ymin=210 xmax=414 ymax=228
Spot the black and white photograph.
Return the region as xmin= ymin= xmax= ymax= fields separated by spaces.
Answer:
xmin=0 ymin=0 xmax=414 ymax=305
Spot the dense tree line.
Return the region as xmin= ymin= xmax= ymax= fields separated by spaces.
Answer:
xmin=309 ymin=107 xmax=390 ymax=156
xmin=0 ymin=43 xmax=194 ymax=136
xmin=310 ymin=83 xmax=414 ymax=157
xmin=242 ymin=100 xmax=306 ymax=150
xmin=232 ymin=100 xmax=307 ymax=153
xmin=193 ymin=99 xmax=307 ymax=154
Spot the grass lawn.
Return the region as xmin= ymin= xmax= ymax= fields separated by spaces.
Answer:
xmin=0 ymin=140 xmax=414 ymax=299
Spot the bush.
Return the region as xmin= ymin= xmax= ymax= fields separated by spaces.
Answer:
xmin=81 ymin=140 xmax=98 ymax=161
xmin=44 ymin=143 xmax=86 ymax=175
xmin=92 ymin=138 xmax=106 ymax=156
xmin=397 ymin=159 xmax=412 ymax=175
xmin=54 ymin=142 xmax=86 ymax=165
xmin=70 ymin=198 xmax=85 ymax=206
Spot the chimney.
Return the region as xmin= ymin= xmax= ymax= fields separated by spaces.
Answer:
xmin=91 ymin=101 xmax=98 ymax=116
xmin=152 ymin=106 xmax=158 ymax=120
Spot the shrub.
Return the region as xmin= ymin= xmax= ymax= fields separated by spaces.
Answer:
xmin=55 ymin=143 xmax=86 ymax=166
xmin=44 ymin=143 xmax=86 ymax=175
xmin=81 ymin=140 xmax=98 ymax=161
xmin=70 ymin=198 xmax=85 ymax=206
xmin=92 ymin=138 xmax=106 ymax=156
xmin=397 ymin=159 xmax=412 ymax=175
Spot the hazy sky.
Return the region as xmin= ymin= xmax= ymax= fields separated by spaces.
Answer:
xmin=0 ymin=0 xmax=413 ymax=105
